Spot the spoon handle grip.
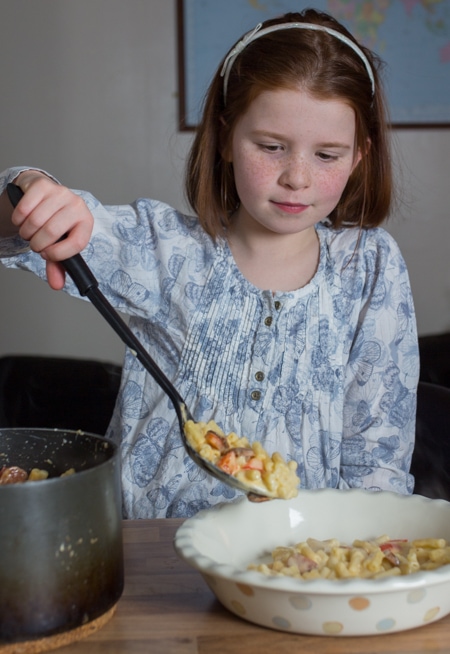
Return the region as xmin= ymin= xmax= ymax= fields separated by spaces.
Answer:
xmin=6 ymin=182 xmax=25 ymax=208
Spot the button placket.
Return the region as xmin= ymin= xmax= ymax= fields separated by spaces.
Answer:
xmin=251 ymin=369 xmax=265 ymax=402
xmin=250 ymin=299 xmax=282 ymax=402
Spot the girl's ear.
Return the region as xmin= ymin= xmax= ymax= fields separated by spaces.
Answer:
xmin=351 ymin=149 xmax=362 ymax=173
xmin=219 ymin=116 xmax=233 ymax=162
xmin=352 ymin=138 xmax=370 ymax=173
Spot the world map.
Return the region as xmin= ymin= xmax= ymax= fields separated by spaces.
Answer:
xmin=181 ymin=0 xmax=450 ymax=127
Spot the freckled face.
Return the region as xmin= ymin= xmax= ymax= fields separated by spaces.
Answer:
xmin=224 ymin=88 xmax=361 ymax=237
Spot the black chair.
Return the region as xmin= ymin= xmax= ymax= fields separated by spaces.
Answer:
xmin=0 ymin=355 xmax=122 ymax=435
xmin=411 ymin=381 xmax=450 ymax=501
xmin=419 ymin=332 xmax=450 ymax=388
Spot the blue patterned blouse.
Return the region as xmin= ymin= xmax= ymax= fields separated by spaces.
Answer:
xmin=1 ymin=169 xmax=419 ymax=518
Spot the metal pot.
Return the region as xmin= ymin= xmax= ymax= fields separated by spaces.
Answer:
xmin=0 ymin=428 xmax=124 ymax=644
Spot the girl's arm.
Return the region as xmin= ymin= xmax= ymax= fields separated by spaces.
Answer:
xmin=0 ymin=170 xmax=94 ymax=289
xmin=339 ymin=232 xmax=419 ymax=494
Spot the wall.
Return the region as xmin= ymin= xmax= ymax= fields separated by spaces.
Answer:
xmin=0 ymin=1 xmax=448 ymax=365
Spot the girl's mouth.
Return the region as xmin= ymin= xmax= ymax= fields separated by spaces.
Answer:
xmin=272 ymin=201 xmax=309 ymax=215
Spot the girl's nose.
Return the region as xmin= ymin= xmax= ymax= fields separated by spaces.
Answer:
xmin=278 ymin=156 xmax=311 ymax=190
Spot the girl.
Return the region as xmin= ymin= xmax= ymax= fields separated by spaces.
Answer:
xmin=0 ymin=9 xmax=419 ymax=518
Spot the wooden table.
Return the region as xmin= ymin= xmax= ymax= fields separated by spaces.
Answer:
xmin=54 ymin=519 xmax=450 ymax=654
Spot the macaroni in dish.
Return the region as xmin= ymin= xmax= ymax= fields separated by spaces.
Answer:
xmin=249 ymin=535 xmax=450 ymax=579
xmin=184 ymin=419 xmax=300 ymax=499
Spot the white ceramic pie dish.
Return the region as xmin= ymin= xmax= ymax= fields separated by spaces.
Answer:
xmin=174 ymin=489 xmax=450 ymax=636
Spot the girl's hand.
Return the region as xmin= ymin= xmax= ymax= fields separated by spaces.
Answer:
xmin=11 ymin=172 xmax=94 ymax=290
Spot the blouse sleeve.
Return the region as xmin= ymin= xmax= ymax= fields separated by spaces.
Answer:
xmin=0 ymin=167 xmax=202 ymax=321
xmin=338 ymin=229 xmax=419 ymax=494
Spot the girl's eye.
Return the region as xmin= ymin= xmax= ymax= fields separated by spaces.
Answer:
xmin=259 ymin=143 xmax=283 ymax=153
xmin=317 ymin=152 xmax=339 ymax=162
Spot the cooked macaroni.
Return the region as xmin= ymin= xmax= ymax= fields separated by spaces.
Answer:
xmin=249 ymin=535 xmax=450 ymax=579
xmin=0 ymin=466 xmax=76 ymax=484
xmin=184 ymin=419 xmax=299 ymax=499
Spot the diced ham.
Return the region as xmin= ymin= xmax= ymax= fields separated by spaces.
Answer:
xmin=0 ymin=466 xmax=28 ymax=484
xmin=205 ymin=431 xmax=229 ymax=453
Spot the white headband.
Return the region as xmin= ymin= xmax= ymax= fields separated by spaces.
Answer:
xmin=220 ymin=22 xmax=375 ymax=102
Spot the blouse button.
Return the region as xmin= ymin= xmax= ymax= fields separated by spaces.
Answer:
xmin=251 ymin=390 xmax=262 ymax=401
xmin=255 ymin=371 xmax=265 ymax=382
xmin=274 ymin=301 xmax=281 ymax=311
xmin=264 ymin=316 xmax=273 ymax=327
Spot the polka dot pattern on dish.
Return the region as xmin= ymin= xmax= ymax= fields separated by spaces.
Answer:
xmin=322 ymin=621 xmax=343 ymax=635
xmin=272 ymin=616 xmax=291 ymax=630
xmin=349 ymin=596 xmax=370 ymax=611
xmin=424 ymin=607 xmax=440 ymax=622
xmin=408 ymin=588 xmax=426 ymax=603
xmin=230 ymin=600 xmax=246 ymax=616
xmin=236 ymin=583 xmax=254 ymax=596
xmin=225 ymin=579 xmax=443 ymax=635
xmin=376 ymin=617 xmax=396 ymax=632
xmin=289 ymin=595 xmax=312 ymax=610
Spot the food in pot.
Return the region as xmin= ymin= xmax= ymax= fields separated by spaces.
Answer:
xmin=249 ymin=535 xmax=450 ymax=579
xmin=0 ymin=465 xmax=75 ymax=484
xmin=184 ymin=419 xmax=299 ymax=499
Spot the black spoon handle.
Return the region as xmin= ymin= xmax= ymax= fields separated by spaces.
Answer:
xmin=6 ymin=182 xmax=188 ymax=421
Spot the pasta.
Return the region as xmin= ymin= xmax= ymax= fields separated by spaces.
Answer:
xmin=249 ymin=535 xmax=450 ymax=579
xmin=184 ymin=419 xmax=299 ymax=499
xmin=0 ymin=465 xmax=75 ymax=484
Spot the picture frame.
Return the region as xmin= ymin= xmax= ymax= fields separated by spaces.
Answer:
xmin=177 ymin=0 xmax=450 ymax=130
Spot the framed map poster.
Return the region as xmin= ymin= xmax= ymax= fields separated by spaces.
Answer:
xmin=177 ymin=0 xmax=450 ymax=130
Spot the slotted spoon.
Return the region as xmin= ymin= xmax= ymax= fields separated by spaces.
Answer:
xmin=7 ymin=183 xmax=272 ymax=501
